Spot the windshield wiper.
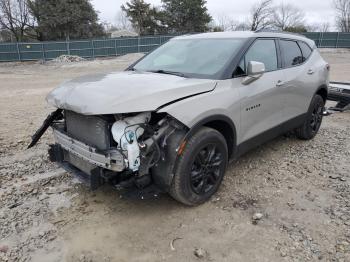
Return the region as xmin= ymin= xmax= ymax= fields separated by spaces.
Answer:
xmin=149 ymin=69 xmax=186 ymax=78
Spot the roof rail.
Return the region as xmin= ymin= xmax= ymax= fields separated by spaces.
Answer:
xmin=254 ymin=29 xmax=306 ymax=38
xmin=255 ymin=29 xmax=282 ymax=33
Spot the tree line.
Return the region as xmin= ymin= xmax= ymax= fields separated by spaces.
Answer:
xmin=0 ymin=0 xmax=350 ymax=42
xmin=120 ymin=0 xmax=342 ymax=34
xmin=0 ymin=0 xmax=105 ymax=41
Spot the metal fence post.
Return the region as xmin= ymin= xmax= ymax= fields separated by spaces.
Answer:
xmin=16 ymin=43 xmax=21 ymax=61
xmin=41 ymin=43 xmax=46 ymax=61
xmin=66 ymin=39 xmax=70 ymax=55
xmin=114 ymin=39 xmax=117 ymax=56
xmin=138 ymin=36 xmax=140 ymax=53
xmin=91 ymin=40 xmax=95 ymax=58
xmin=319 ymin=32 xmax=324 ymax=48
xmin=335 ymin=32 xmax=340 ymax=48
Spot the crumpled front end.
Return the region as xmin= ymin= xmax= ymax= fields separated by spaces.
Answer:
xmin=47 ymin=109 xmax=187 ymax=191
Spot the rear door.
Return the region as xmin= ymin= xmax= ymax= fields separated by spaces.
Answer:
xmin=279 ymin=39 xmax=319 ymax=121
xmin=234 ymin=38 xmax=286 ymax=144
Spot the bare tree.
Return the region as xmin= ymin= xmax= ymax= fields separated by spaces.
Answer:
xmin=307 ymin=22 xmax=330 ymax=32
xmin=0 ymin=0 xmax=32 ymax=41
xmin=236 ymin=20 xmax=251 ymax=31
xmin=249 ymin=0 xmax=274 ymax=31
xmin=334 ymin=0 xmax=350 ymax=32
xmin=214 ymin=14 xmax=239 ymax=31
xmin=115 ymin=10 xmax=133 ymax=31
xmin=319 ymin=22 xmax=330 ymax=32
xmin=211 ymin=15 xmax=251 ymax=32
xmin=272 ymin=3 xmax=306 ymax=31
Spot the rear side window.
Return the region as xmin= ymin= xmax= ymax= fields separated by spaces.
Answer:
xmin=280 ymin=40 xmax=303 ymax=67
xmin=298 ymin=41 xmax=313 ymax=61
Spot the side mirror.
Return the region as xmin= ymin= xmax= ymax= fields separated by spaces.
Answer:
xmin=242 ymin=61 xmax=266 ymax=85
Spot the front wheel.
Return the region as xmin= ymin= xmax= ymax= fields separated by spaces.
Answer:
xmin=295 ymin=94 xmax=325 ymax=140
xmin=169 ymin=127 xmax=228 ymax=206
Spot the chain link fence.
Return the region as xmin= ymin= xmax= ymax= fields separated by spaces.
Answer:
xmin=303 ymin=32 xmax=350 ymax=48
xmin=0 ymin=33 xmax=349 ymax=62
xmin=0 ymin=35 xmax=174 ymax=62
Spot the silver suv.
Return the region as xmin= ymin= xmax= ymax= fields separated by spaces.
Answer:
xmin=30 ymin=31 xmax=329 ymax=205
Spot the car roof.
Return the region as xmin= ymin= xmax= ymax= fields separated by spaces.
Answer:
xmin=174 ymin=31 xmax=316 ymax=48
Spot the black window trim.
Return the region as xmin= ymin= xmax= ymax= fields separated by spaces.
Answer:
xmin=278 ymin=38 xmax=314 ymax=69
xmin=297 ymin=40 xmax=314 ymax=62
xmin=232 ymin=37 xmax=281 ymax=78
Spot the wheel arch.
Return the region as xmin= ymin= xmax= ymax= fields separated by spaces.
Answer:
xmin=315 ymin=84 xmax=328 ymax=103
xmin=181 ymin=115 xmax=237 ymax=159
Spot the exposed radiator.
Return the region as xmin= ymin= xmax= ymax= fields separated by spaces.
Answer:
xmin=65 ymin=111 xmax=111 ymax=150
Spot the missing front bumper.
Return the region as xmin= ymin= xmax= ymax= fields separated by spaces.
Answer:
xmin=52 ymin=128 xmax=126 ymax=172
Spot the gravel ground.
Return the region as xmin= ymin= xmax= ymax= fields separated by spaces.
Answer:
xmin=0 ymin=50 xmax=349 ymax=262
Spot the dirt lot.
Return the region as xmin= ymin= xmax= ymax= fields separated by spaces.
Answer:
xmin=0 ymin=50 xmax=349 ymax=262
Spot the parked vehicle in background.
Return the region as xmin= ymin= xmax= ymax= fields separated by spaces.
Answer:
xmin=328 ymin=82 xmax=350 ymax=109
xmin=29 ymin=31 xmax=330 ymax=206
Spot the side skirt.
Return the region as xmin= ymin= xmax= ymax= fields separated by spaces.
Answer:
xmin=235 ymin=114 xmax=307 ymax=158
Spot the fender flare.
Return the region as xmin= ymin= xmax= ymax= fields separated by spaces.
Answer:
xmin=180 ymin=114 xmax=237 ymax=152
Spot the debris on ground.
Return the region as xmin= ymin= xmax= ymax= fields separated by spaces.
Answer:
xmin=194 ymin=247 xmax=207 ymax=259
xmin=170 ymin=237 xmax=182 ymax=251
xmin=0 ymin=245 xmax=9 ymax=253
xmin=51 ymin=55 xmax=85 ymax=63
xmin=252 ymin=212 xmax=264 ymax=224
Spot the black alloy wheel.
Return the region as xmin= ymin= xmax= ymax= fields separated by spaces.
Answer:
xmin=190 ymin=144 xmax=224 ymax=195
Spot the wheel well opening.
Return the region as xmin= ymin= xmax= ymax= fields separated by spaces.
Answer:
xmin=316 ymin=87 xmax=328 ymax=103
xmin=204 ymin=120 xmax=235 ymax=158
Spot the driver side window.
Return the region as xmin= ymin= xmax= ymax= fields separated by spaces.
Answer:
xmin=234 ymin=39 xmax=278 ymax=77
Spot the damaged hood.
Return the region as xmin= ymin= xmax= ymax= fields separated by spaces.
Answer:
xmin=47 ymin=71 xmax=217 ymax=115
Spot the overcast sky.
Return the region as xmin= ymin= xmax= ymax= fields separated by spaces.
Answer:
xmin=91 ymin=0 xmax=335 ymax=28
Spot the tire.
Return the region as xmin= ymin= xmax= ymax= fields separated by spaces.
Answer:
xmin=169 ymin=127 xmax=228 ymax=206
xmin=295 ymin=94 xmax=325 ymax=140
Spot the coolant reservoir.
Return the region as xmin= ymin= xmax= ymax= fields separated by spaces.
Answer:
xmin=111 ymin=112 xmax=151 ymax=171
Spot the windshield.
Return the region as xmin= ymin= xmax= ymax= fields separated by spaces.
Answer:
xmin=133 ymin=38 xmax=245 ymax=78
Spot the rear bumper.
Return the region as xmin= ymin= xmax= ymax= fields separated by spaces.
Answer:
xmin=52 ymin=128 xmax=126 ymax=172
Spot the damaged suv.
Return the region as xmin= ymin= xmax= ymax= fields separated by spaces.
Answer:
xmin=29 ymin=32 xmax=329 ymax=205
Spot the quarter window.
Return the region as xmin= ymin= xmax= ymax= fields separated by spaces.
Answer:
xmin=280 ymin=40 xmax=304 ymax=67
xmin=298 ymin=41 xmax=313 ymax=62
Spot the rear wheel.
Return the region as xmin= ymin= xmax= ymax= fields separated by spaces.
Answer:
xmin=295 ymin=94 xmax=324 ymax=140
xmin=169 ymin=127 xmax=228 ymax=206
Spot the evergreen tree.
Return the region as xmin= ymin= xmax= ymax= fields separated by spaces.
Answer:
xmin=28 ymin=0 xmax=105 ymax=41
xmin=161 ymin=0 xmax=212 ymax=33
xmin=121 ymin=0 xmax=163 ymax=35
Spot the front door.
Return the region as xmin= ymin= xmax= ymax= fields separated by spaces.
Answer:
xmin=233 ymin=38 xmax=286 ymax=144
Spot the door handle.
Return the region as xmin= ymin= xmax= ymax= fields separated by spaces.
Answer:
xmin=307 ymin=69 xmax=314 ymax=75
xmin=276 ymin=80 xmax=284 ymax=87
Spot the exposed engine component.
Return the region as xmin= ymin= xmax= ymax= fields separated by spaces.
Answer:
xmin=111 ymin=112 xmax=151 ymax=171
xmin=31 ymin=108 xmax=187 ymax=193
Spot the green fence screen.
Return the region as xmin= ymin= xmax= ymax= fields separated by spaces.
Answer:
xmin=0 ymin=33 xmax=349 ymax=62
